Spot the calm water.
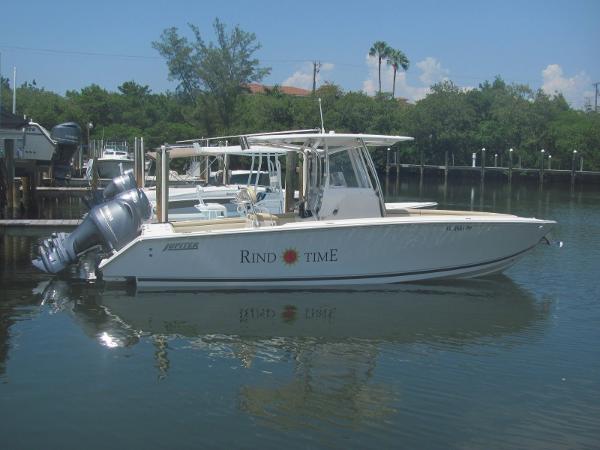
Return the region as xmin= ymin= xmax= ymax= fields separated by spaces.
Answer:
xmin=1 ymin=179 xmax=599 ymax=449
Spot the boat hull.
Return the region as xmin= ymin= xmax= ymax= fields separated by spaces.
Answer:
xmin=99 ymin=216 xmax=553 ymax=290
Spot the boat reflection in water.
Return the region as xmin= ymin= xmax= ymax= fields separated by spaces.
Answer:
xmin=37 ymin=278 xmax=548 ymax=428
xmin=37 ymin=278 xmax=546 ymax=345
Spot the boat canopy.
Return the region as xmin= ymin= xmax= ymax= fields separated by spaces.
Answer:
xmin=247 ymin=132 xmax=413 ymax=152
xmin=153 ymin=132 xmax=413 ymax=159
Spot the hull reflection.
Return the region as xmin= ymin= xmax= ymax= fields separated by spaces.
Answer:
xmin=36 ymin=278 xmax=549 ymax=432
xmin=38 ymin=278 xmax=546 ymax=346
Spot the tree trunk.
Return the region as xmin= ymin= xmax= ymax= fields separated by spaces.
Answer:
xmin=392 ymin=68 xmax=397 ymax=99
xmin=378 ymin=56 xmax=382 ymax=94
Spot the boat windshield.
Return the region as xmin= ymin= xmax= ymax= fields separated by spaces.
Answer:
xmin=327 ymin=148 xmax=371 ymax=188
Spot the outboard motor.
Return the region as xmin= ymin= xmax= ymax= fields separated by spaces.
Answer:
xmin=50 ymin=122 xmax=82 ymax=184
xmin=33 ymin=177 xmax=151 ymax=274
xmin=87 ymin=170 xmax=138 ymax=207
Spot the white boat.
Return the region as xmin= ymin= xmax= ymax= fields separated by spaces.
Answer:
xmin=78 ymin=132 xmax=555 ymax=290
xmin=86 ymin=146 xmax=134 ymax=179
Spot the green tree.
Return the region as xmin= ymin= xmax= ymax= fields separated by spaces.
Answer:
xmin=386 ymin=49 xmax=409 ymax=99
xmin=369 ymin=41 xmax=391 ymax=95
xmin=152 ymin=18 xmax=271 ymax=131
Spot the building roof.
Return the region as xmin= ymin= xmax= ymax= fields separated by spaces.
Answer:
xmin=0 ymin=110 xmax=28 ymax=130
xmin=247 ymin=83 xmax=311 ymax=97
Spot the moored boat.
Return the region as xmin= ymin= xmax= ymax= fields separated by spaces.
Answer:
xmin=33 ymin=131 xmax=558 ymax=290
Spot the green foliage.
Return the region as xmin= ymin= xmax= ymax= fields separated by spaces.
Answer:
xmin=6 ymin=69 xmax=599 ymax=171
xmin=152 ymin=18 xmax=271 ymax=130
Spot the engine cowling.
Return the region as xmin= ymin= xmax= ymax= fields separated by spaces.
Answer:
xmin=33 ymin=185 xmax=151 ymax=274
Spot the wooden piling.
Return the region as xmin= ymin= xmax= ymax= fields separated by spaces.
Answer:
xmin=444 ymin=150 xmax=449 ymax=185
xmin=21 ymin=176 xmax=31 ymax=210
xmin=90 ymin=157 xmax=99 ymax=191
xmin=480 ymin=148 xmax=486 ymax=185
xmin=419 ymin=149 xmax=424 ymax=186
xmin=508 ymin=149 xmax=513 ymax=185
xmin=5 ymin=139 xmax=16 ymax=210
xmin=539 ymin=151 xmax=545 ymax=188
xmin=571 ymin=151 xmax=577 ymax=188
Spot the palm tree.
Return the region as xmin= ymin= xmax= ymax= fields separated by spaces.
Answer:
xmin=387 ymin=49 xmax=410 ymax=99
xmin=369 ymin=41 xmax=391 ymax=94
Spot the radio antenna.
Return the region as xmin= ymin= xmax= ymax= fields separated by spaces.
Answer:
xmin=318 ymin=98 xmax=325 ymax=134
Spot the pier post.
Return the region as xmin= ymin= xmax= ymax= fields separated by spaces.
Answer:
xmin=285 ymin=150 xmax=296 ymax=213
xmin=571 ymin=150 xmax=577 ymax=188
xmin=508 ymin=148 xmax=513 ymax=185
xmin=5 ymin=139 xmax=15 ymax=210
xmin=480 ymin=148 xmax=486 ymax=185
xmin=539 ymin=149 xmax=545 ymax=188
xmin=386 ymin=147 xmax=390 ymax=177
xmin=444 ymin=150 xmax=448 ymax=185
xmin=90 ymin=157 xmax=99 ymax=192
xmin=419 ymin=148 xmax=424 ymax=186
xmin=21 ymin=176 xmax=31 ymax=210
xmin=385 ymin=148 xmax=390 ymax=195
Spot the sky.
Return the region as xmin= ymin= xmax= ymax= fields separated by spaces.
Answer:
xmin=0 ymin=0 xmax=598 ymax=108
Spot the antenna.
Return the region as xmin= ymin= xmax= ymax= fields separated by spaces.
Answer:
xmin=318 ymin=98 xmax=325 ymax=133
xmin=12 ymin=66 xmax=16 ymax=114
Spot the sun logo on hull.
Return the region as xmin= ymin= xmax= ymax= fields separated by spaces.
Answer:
xmin=282 ymin=248 xmax=298 ymax=265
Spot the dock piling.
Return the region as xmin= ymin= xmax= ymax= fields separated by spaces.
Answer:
xmin=444 ymin=150 xmax=448 ymax=185
xmin=508 ymin=148 xmax=513 ymax=185
xmin=21 ymin=176 xmax=31 ymax=210
xmin=480 ymin=148 xmax=486 ymax=184
xmin=571 ymin=150 xmax=577 ymax=188
xmin=540 ymin=149 xmax=545 ymax=188
xmin=4 ymin=139 xmax=15 ymax=211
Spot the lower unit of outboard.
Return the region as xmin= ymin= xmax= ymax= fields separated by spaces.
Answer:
xmin=33 ymin=175 xmax=151 ymax=275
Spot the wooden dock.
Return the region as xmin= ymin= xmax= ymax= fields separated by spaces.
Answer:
xmin=386 ymin=162 xmax=600 ymax=186
xmin=0 ymin=219 xmax=81 ymax=236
